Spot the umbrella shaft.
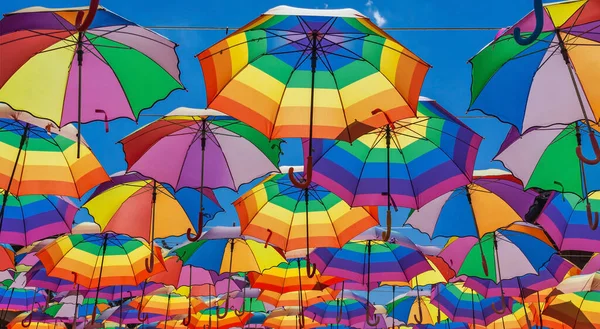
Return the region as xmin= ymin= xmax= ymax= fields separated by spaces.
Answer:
xmin=77 ymin=32 xmax=84 ymax=158
xmin=307 ymin=31 xmax=318 ymax=158
xmin=0 ymin=124 xmax=29 ymax=226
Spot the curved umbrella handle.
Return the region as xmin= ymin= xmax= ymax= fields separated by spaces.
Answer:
xmin=21 ymin=312 xmax=33 ymax=328
xmin=371 ymin=108 xmax=396 ymax=129
xmin=234 ymin=288 xmax=247 ymax=316
xmin=182 ymin=305 xmax=192 ymax=326
xmin=137 ymin=302 xmax=148 ymax=322
xmin=576 ymin=131 xmax=600 ymax=165
xmin=513 ymin=0 xmax=544 ymax=45
xmin=298 ymin=314 xmax=306 ymax=328
xmin=75 ymin=0 xmax=100 ymax=32
xmin=481 ymin=253 xmax=489 ymax=277
xmin=95 ymin=109 xmax=109 ymax=133
xmin=437 ymin=305 xmax=441 ymax=323
xmin=586 ymin=202 xmax=599 ymax=230
xmin=216 ymin=297 xmax=230 ymax=319
xmin=145 ymin=252 xmax=155 ymax=273
xmin=72 ymin=272 xmax=78 ymax=288
xmin=264 ymin=229 xmax=273 ymax=248
xmin=413 ymin=298 xmax=424 ymax=324
xmin=305 ymin=255 xmax=317 ymax=279
xmin=335 ymin=299 xmax=342 ymax=324
xmin=187 ymin=211 xmax=204 ymax=242
xmin=289 ymin=157 xmax=313 ymax=189
xmin=381 ymin=209 xmax=393 ymax=242
xmin=365 ymin=311 xmax=380 ymax=327
xmin=491 ymin=289 xmax=507 ymax=314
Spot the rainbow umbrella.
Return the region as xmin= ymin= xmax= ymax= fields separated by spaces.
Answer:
xmin=100 ymin=301 xmax=164 ymax=326
xmin=0 ymin=190 xmax=77 ymax=246
xmin=234 ymin=171 xmax=379 ymax=277
xmin=130 ymin=292 xmax=207 ymax=325
xmin=305 ymin=298 xmax=375 ymax=327
xmin=431 ymin=282 xmax=513 ymax=328
xmin=486 ymin=302 xmax=535 ymax=329
xmin=386 ymin=294 xmax=448 ymax=326
xmin=469 ymin=0 xmax=600 ymax=160
xmin=189 ymin=307 xmax=253 ymax=329
xmin=440 ymin=222 xmax=556 ymax=313
xmin=537 ymin=191 xmax=600 ymax=252
xmin=44 ymin=298 xmax=110 ymax=319
xmin=15 ymin=239 xmax=53 ymax=268
xmin=464 ymin=254 xmax=579 ymax=299
xmin=222 ymin=289 xmax=275 ymax=314
xmin=0 ymin=286 xmax=46 ymax=313
xmin=149 ymin=256 xmax=231 ymax=290
xmin=9 ymin=312 xmax=66 ymax=329
xmin=543 ymin=291 xmax=600 ymax=329
xmin=83 ymin=173 xmax=192 ymax=272
xmin=380 ymin=255 xmax=455 ymax=289
xmin=36 ymin=233 xmax=166 ymax=325
xmin=0 ymin=118 xmax=108 ymax=227
xmin=263 ymin=308 xmax=322 ymax=329
xmin=308 ymin=96 xmax=481 ymax=238
xmin=120 ymin=108 xmax=282 ymax=239
xmin=311 ymin=237 xmax=431 ymax=326
xmin=0 ymin=3 xmax=183 ymax=156
xmin=197 ymin=5 xmax=429 ymax=191
xmin=248 ymin=259 xmax=343 ymax=294
xmin=257 ymin=288 xmax=335 ymax=308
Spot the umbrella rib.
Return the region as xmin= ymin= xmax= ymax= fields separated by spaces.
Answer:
xmin=347 ymin=132 xmax=387 ymax=206
xmin=87 ymin=27 xmax=175 ymax=48
xmin=172 ymin=118 xmax=208 ymax=190
xmin=0 ymin=29 xmax=77 ymax=47
xmin=390 ymin=133 xmax=419 ymax=209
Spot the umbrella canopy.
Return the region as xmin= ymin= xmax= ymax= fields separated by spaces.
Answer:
xmin=0 ymin=245 xmax=14 ymax=271
xmin=405 ymin=170 xmax=537 ymax=239
xmin=102 ymin=301 xmax=164 ymax=325
xmin=234 ymin=171 xmax=379 ymax=263
xmin=120 ymin=108 xmax=282 ymax=191
xmin=0 ymin=5 xmax=183 ymax=127
xmin=190 ymin=307 xmax=253 ymax=329
xmin=44 ymin=298 xmax=110 ymax=318
xmin=469 ymin=0 xmax=600 ymax=132
xmin=0 ymin=118 xmax=108 ymax=197
xmin=36 ymin=233 xmax=166 ymax=289
xmin=582 ymin=253 xmax=600 ymax=274
xmin=486 ymin=302 xmax=535 ymax=329
xmin=0 ymin=190 xmax=76 ymax=246
xmin=537 ymin=190 xmax=600 ymax=252
xmin=0 ymin=286 xmax=46 ymax=312
xmin=431 ymin=282 xmax=513 ymax=327
xmin=386 ymin=295 xmax=448 ymax=326
xmin=439 ymin=222 xmax=556 ymax=283
xmin=84 ymin=174 xmax=192 ymax=242
xmin=130 ymin=293 xmax=207 ymax=317
xmin=380 ymin=255 xmax=455 ymax=289
xmin=543 ymin=291 xmax=600 ymax=329
xmin=305 ymin=298 xmax=375 ymax=327
xmin=258 ymin=288 xmax=335 ymax=308
xmin=495 ymin=122 xmax=600 ymax=198
xmin=197 ymin=5 xmax=429 ymax=142
xmin=308 ymin=96 xmax=481 ymax=210
xmin=8 ymin=312 xmax=66 ymax=329
xmin=149 ymin=256 xmax=229 ymax=289
xmin=248 ymin=259 xmax=343 ymax=294
xmin=264 ymin=308 xmax=322 ymax=329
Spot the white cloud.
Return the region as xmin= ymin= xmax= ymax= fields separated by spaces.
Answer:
xmin=364 ymin=0 xmax=386 ymax=27
xmin=373 ymin=9 xmax=387 ymax=26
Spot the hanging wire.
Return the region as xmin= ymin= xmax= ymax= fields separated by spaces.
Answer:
xmin=144 ymin=25 xmax=505 ymax=32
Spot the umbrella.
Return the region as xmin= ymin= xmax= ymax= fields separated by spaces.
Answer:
xmin=9 ymin=312 xmax=67 ymax=329
xmin=380 ymin=255 xmax=455 ymax=289
xmin=44 ymin=298 xmax=110 ymax=319
xmin=130 ymin=292 xmax=207 ymax=325
xmin=197 ymin=5 xmax=429 ymax=191
xmin=15 ymin=239 xmax=53 ymax=268
xmin=0 ymin=190 xmax=77 ymax=246
xmin=431 ymin=282 xmax=513 ymax=328
xmin=306 ymin=298 xmax=376 ymax=327
xmin=36 ymin=233 xmax=166 ymax=324
xmin=120 ymin=108 xmax=282 ymax=239
xmin=0 ymin=2 xmax=183 ymax=156
xmin=308 ymin=96 xmax=481 ymax=238
xmin=537 ymin=190 xmax=600 ymax=252
xmin=263 ymin=308 xmax=321 ymax=329
xmin=220 ymin=289 xmax=275 ymax=314
xmin=83 ymin=173 xmax=192 ymax=272
xmin=469 ymin=0 xmax=600 ymax=162
xmin=189 ymin=307 xmax=253 ymax=329
xmin=440 ymin=222 xmax=556 ymax=313
xmin=101 ymin=301 xmax=164 ymax=326
xmin=486 ymin=302 xmax=535 ymax=329
xmin=496 ymin=123 xmax=600 ymax=230
xmin=386 ymin=295 xmax=448 ymax=326
xmin=234 ymin=171 xmax=379 ymax=278
xmin=311 ymin=236 xmax=431 ymax=326
xmin=149 ymin=256 xmax=231 ymax=289
xmin=543 ymin=291 xmax=600 ymax=329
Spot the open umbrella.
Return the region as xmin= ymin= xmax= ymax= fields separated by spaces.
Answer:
xmin=190 ymin=307 xmax=253 ymax=329
xmin=306 ymin=298 xmax=376 ymax=327
xmin=0 ymin=2 xmax=183 ymax=156
xmin=386 ymin=294 xmax=448 ymax=326
xmin=469 ymin=0 xmax=600 ymax=163
xmin=130 ymin=292 xmax=208 ymax=325
xmin=83 ymin=173 xmax=192 ymax=272
xmin=263 ymin=308 xmax=322 ymax=329
xmin=234 ymin=170 xmax=379 ymax=279
xmin=308 ymin=96 xmax=481 ymax=239
xmin=120 ymin=108 xmax=282 ymax=239
xmin=197 ymin=5 xmax=429 ymax=191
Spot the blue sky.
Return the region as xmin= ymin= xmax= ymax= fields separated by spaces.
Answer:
xmin=0 ymin=1 xmax=539 ymax=244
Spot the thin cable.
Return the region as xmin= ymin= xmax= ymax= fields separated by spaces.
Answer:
xmin=145 ymin=25 xmax=505 ymax=31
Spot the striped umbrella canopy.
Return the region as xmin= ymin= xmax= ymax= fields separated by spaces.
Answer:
xmin=308 ymin=96 xmax=481 ymax=218
xmin=234 ymin=171 xmax=379 ymax=275
xmin=468 ymin=0 xmax=600 ymax=133
xmin=543 ymin=291 xmax=600 ymax=329
xmin=258 ymin=288 xmax=335 ymax=308
xmin=405 ymin=170 xmax=538 ymax=240
xmin=537 ymin=190 xmax=600 ymax=252
xmin=222 ymin=292 xmax=275 ymax=314
xmin=0 ymin=5 xmax=183 ymax=133
xmin=431 ymin=282 xmax=513 ymax=327
xmin=149 ymin=256 xmax=232 ymax=290
xmin=0 ymin=190 xmax=77 ymax=246
xmin=44 ymin=298 xmax=110 ymax=318
xmin=305 ymin=298 xmax=375 ymax=327
xmin=0 ymin=286 xmax=46 ymax=312
xmin=8 ymin=312 xmax=66 ymax=329
xmin=15 ymin=239 xmax=53 ymax=268
xmin=386 ymin=295 xmax=448 ymax=326
xmin=380 ymin=255 xmax=455 ymax=289
xmin=248 ymin=259 xmax=343 ymax=294
xmin=464 ymin=254 xmax=579 ymax=299
xmin=36 ymin=233 xmax=166 ymax=289
xmin=100 ymin=301 xmax=164 ymax=325
xmin=130 ymin=293 xmax=208 ymax=317
xmin=189 ymin=307 xmax=253 ymax=329
xmin=197 ymin=7 xmax=430 ymax=186
xmin=486 ymin=302 xmax=535 ymax=329
xmin=439 ymin=222 xmax=557 ymax=284
xmin=412 ymin=323 xmax=470 ymax=329
xmin=0 ymin=118 xmax=108 ymax=200
xmin=263 ymin=308 xmax=322 ymax=329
